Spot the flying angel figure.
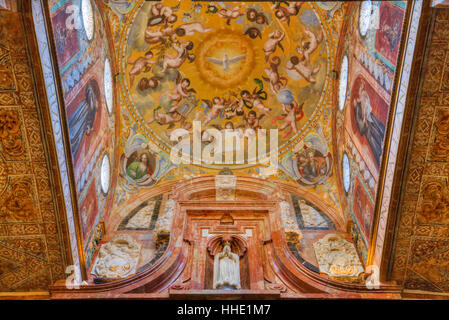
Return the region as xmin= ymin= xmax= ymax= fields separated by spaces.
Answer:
xmin=205 ymin=54 xmax=247 ymax=71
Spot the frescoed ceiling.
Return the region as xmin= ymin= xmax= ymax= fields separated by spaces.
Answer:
xmin=41 ymin=0 xmax=410 ymax=276
xmin=106 ymin=0 xmax=350 ymax=217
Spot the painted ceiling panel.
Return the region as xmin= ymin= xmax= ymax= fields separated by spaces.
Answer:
xmin=41 ymin=0 xmax=409 ymax=275
xmin=107 ymin=1 xmax=350 ymax=218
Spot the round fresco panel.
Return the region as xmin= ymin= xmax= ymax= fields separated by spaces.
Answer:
xmin=81 ymin=0 xmax=94 ymax=41
xmin=120 ymin=1 xmax=333 ymax=167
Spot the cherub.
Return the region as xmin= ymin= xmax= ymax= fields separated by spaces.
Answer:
xmin=272 ymin=101 xmax=304 ymax=139
xmin=255 ymin=13 xmax=269 ymax=25
xmin=222 ymin=93 xmax=245 ymax=119
xmin=296 ymin=28 xmax=323 ymax=66
xmin=247 ymin=8 xmax=269 ymax=25
xmin=263 ymin=56 xmax=288 ymax=94
xmin=217 ymin=6 xmax=244 ymax=25
xmin=148 ymin=107 xmax=185 ymax=129
xmin=174 ymin=22 xmax=214 ymax=37
xmin=202 ymin=97 xmax=227 ymax=126
xmin=240 ymin=89 xmax=271 ymax=116
xmin=138 ymin=76 xmax=161 ymax=91
xmin=168 ymin=77 xmax=196 ymax=112
xmin=204 ymin=121 xmax=237 ymax=145
xmin=263 ymin=30 xmax=285 ymax=62
xmin=286 ymin=55 xmax=320 ymax=83
xmin=144 ymin=25 xmax=175 ymax=45
xmin=243 ymin=110 xmax=264 ymax=131
xmin=241 ymin=110 xmax=265 ymax=141
xmin=244 ymin=27 xmax=262 ymax=39
xmin=127 ymin=51 xmax=157 ymax=86
xmin=272 ymin=2 xmax=303 ymax=25
xmin=247 ymin=8 xmax=258 ymax=22
xmin=165 ymin=118 xmax=193 ymax=139
xmin=148 ymin=3 xmax=179 ymax=26
xmin=161 ymin=41 xmax=195 ymax=73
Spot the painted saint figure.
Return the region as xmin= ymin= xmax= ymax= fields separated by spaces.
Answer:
xmin=126 ymin=153 xmax=154 ymax=180
xmin=353 ymin=81 xmax=386 ymax=167
xmin=297 ymin=148 xmax=328 ymax=180
xmin=68 ymin=81 xmax=98 ymax=158
xmin=213 ymin=243 xmax=241 ymax=290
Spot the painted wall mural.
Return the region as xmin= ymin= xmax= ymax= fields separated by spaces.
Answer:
xmin=48 ymin=0 xmax=116 ymax=267
xmin=333 ymin=1 xmax=407 ymax=263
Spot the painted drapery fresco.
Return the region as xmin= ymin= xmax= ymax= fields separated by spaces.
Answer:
xmin=48 ymin=0 xmax=116 ymax=267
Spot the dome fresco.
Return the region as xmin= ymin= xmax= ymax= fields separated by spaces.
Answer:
xmin=122 ymin=1 xmax=331 ymax=159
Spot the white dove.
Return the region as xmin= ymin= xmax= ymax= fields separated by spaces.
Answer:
xmin=205 ymin=53 xmax=247 ymax=71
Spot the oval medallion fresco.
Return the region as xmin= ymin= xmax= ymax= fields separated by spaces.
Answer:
xmin=120 ymin=0 xmax=333 ymax=167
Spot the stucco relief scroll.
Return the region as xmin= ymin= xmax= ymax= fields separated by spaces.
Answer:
xmin=91 ymin=234 xmax=141 ymax=280
xmin=215 ymin=175 xmax=237 ymax=201
xmin=312 ymin=234 xmax=364 ymax=278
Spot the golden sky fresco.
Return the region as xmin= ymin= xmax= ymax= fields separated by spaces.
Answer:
xmin=121 ymin=1 xmax=333 ymax=153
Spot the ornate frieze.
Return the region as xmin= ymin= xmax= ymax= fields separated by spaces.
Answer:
xmin=215 ymin=175 xmax=237 ymax=201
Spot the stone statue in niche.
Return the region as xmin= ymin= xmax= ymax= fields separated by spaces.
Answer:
xmin=91 ymin=234 xmax=141 ymax=280
xmin=312 ymin=234 xmax=364 ymax=278
xmin=213 ymin=242 xmax=241 ymax=290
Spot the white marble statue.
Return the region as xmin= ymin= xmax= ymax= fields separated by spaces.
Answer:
xmin=213 ymin=243 xmax=241 ymax=290
xmin=312 ymin=234 xmax=364 ymax=278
